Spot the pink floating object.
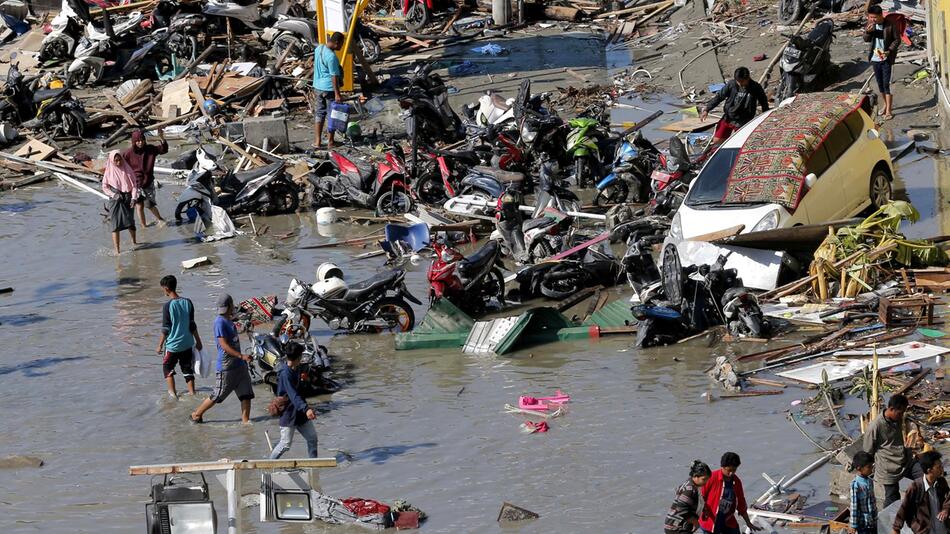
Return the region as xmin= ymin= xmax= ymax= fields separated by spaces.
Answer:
xmin=518 ymin=391 xmax=570 ymax=411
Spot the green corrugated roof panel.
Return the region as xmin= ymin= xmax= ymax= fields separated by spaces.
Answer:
xmin=394 ymin=298 xmax=475 ymax=351
xmin=582 ymin=298 xmax=635 ymax=328
xmin=493 ymin=307 xmax=573 ymax=355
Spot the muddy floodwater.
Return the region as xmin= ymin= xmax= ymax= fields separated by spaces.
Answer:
xmin=3 ymin=63 xmax=950 ymax=534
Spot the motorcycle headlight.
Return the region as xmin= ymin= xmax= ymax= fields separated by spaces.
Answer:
xmin=521 ymin=124 xmax=537 ymax=142
xmin=751 ymin=209 xmax=781 ymax=233
xmin=669 ymin=212 xmax=683 ymax=240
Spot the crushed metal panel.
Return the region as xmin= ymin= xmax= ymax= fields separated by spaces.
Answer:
xmin=582 ymin=299 xmax=635 ymax=328
xmin=671 ymin=240 xmax=784 ymax=290
xmin=395 ymin=299 xmax=475 ymax=351
xmin=776 ymin=341 xmax=950 ymax=384
xmin=463 ymin=317 xmax=520 ymax=354
xmin=492 ymin=307 xmax=573 ymax=356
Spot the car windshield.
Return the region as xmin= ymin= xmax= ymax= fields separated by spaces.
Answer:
xmin=685 ymin=148 xmax=740 ymax=207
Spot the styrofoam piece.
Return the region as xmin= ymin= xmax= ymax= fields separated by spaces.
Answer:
xmin=777 ymin=342 xmax=950 ymax=384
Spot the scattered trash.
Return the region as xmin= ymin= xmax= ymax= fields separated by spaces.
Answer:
xmin=471 ymin=43 xmax=507 ymax=56
xmin=497 ymin=502 xmax=540 ymax=523
xmin=521 ymin=420 xmax=549 ymax=433
xmin=181 ymin=256 xmax=212 ymax=269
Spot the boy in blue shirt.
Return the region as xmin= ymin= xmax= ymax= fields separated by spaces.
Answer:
xmin=312 ymin=32 xmax=344 ymax=149
xmin=850 ymin=451 xmax=877 ymax=534
xmin=157 ymin=275 xmax=202 ymax=398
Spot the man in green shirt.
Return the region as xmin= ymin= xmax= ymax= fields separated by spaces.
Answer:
xmin=862 ymin=394 xmax=923 ymax=507
xmin=312 ymin=32 xmax=344 ymax=149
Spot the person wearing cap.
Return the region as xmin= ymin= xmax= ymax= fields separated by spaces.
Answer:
xmin=191 ymin=294 xmax=255 ymax=424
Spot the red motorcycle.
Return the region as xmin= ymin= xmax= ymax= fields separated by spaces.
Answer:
xmin=403 ymin=0 xmax=451 ymax=31
xmin=309 ymin=149 xmax=414 ymax=216
xmin=428 ymin=240 xmax=506 ymax=317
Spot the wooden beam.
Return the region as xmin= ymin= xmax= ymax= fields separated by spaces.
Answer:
xmin=189 ymin=79 xmax=211 ymax=119
xmin=105 ymin=94 xmax=140 ymax=127
xmin=129 ymin=457 xmax=338 ymax=476
xmin=216 ymin=136 xmax=266 ymax=167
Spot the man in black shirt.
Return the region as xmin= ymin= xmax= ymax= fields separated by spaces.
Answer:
xmin=701 ymin=67 xmax=769 ymax=145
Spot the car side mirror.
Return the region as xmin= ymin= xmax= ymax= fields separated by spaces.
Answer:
xmin=867 ymin=128 xmax=880 ymax=140
xmin=805 ymin=173 xmax=818 ymax=189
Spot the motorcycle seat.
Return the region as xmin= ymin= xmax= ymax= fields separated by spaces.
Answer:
xmin=233 ymin=0 xmax=257 ymax=5
xmin=807 ymin=19 xmax=834 ymax=45
xmin=489 ymin=93 xmax=510 ymax=112
xmin=430 ymin=148 xmax=481 ymax=165
xmin=459 ymin=240 xmax=499 ymax=276
xmin=472 ymin=165 xmax=523 ymax=183
xmin=343 ymin=270 xmax=399 ymax=300
xmin=32 ymin=88 xmax=68 ymax=102
xmin=353 ymin=161 xmax=376 ymax=188
xmin=233 ymin=162 xmax=283 ymax=183
xmin=522 ymin=217 xmax=556 ymax=232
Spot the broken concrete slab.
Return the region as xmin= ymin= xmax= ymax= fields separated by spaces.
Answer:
xmin=0 ymin=455 xmax=43 ymax=469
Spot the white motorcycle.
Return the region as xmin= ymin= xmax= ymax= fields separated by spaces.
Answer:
xmin=463 ymin=91 xmax=516 ymax=129
xmin=65 ymin=11 xmax=145 ymax=86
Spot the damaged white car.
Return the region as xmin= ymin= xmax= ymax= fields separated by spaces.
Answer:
xmin=663 ymin=92 xmax=895 ymax=290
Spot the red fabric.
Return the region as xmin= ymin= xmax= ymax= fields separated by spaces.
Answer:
xmin=341 ymin=498 xmax=391 ymax=517
xmin=884 ymin=13 xmax=910 ymax=46
xmin=713 ymin=118 xmax=739 ymax=140
xmin=698 ymin=469 xmax=747 ymax=532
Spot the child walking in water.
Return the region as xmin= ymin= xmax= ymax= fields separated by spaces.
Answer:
xmin=665 ymin=460 xmax=712 ymax=534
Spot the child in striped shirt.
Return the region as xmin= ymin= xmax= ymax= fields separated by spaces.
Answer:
xmin=665 ymin=460 xmax=712 ymax=534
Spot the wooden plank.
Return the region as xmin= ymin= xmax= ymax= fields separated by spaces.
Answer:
xmin=555 ymin=286 xmax=602 ymax=312
xmin=105 ymin=94 xmax=140 ymax=127
xmin=14 ymin=139 xmax=56 ymax=161
xmin=659 ymin=115 xmax=720 ymax=132
xmin=130 ymin=457 xmax=338 ymax=475
xmin=893 ymin=368 xmax=929 ymax=396
xmin=215 ymin=136 xmax=266 ymax=167
xmin=189 ymin=78 xmax=211 ymax=119
xmin=720 ymin=389 xmax=784 ymax=398
xmin=688 ymin=224 xmax=745 ymax=242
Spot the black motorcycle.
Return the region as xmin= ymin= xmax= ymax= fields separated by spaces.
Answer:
xmin=401 ymin=62 xmax=464 ymax=152
xmin=777 ymin=19 xmax=835 ymax=101
xmin=173 ymin=147 xmax=300 ymax=221
xmin=249 ymin=330 xmax=340 ymax=397
xmin=0 ymin=61 xmax=87 ymax=137
xmin=778 ymin=0 xmax=846 ymax=25
xmin=281 ymin=269 xmax=421 ymax=333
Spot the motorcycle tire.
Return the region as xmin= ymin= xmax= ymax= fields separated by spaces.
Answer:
xmin=742 ymin=312 xmax=763 ymax=338
xmin=375 ymin=189 xmax=413 ymax=216
xmin=415 ymin=176 xmax=448 ymax=205
xmin=778 ymin=74 xmax=798 ymax=102
xmin=360 ymin=35 xmax=381 ymax=64
xmin=264 ymin=372 xmax=279 ymax=395
xmin=487 ymin=268 xmax=506 ymax=307
xmin=272 ymin=33 xmax=304 ymax=59
xmin=404 ymin=2 xmax=430 ymax=31
xmin=174 ymin=199 xmax=205 ymax=223
xmin=593 ymin=181 xmax=629 ymax=207
xmin=574 ymin=156 xmax=589 ymax=188
xmin=540 ymin=277 xmax=582 ymax=299
xmin=368 ymin=297 xmax=415 ymax=332
xmin=529 ymin=240 xmax=554 ymax=263
xmin=168 ymin=33 xmax=198 ymax=63
xmin=777 ymin=0 xmax=802 ymax=26
xmin=66 ymin=67 xmax=91 ymax=89
xmin=264 ymin=182 xmax=300 ymax=215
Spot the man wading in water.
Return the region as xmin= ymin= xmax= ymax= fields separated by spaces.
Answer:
xmin=123 ymin=128 xmax=168 ymax=228
xmin=862 ymin=393 xmax=923 ymax=508
xmin=156 ymin=275 xmax=202 ymax=398
xmin=701 ymin=67 xmax=769 ymax=146
xmin=191 ymin=294 xmax=255 ymax=424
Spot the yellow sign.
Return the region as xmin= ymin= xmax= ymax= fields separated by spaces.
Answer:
xmin=314 ymin=0 xmax=368 ymax=91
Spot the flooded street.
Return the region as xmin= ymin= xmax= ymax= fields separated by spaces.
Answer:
xmin=2 ymin=27 xmax=949 ymax=534
xmin=2 ymin=153 xmax=939 ymax=533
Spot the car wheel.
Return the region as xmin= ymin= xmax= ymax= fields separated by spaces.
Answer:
xmin=869 ymin=168 xmax=892 ymax=210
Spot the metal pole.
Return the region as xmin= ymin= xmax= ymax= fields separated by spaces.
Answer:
xmin=226 ymin=469 xmax=243 ymax=534
xmin=754 ymin=450 xmax=836 ymax=505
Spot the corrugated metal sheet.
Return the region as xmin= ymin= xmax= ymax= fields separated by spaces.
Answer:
xmin=582 ymin=298 xmax=636 ymax=328
xmin=493 ymin=307 xmax=572 ymax=356
xmin=463 ymin=317 xmax=520 ymax=354
xmin=394 ymin=298 xmax=475 ymax=351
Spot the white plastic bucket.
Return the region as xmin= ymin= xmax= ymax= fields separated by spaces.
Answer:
xmin=316 ymin=207 xmax=338 ymax=225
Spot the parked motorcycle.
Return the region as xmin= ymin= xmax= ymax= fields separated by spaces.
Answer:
xmin=593 ymin=131 xmax=660 ymax=207
xmin=38 ymin=0 xmax=90 ymax=62
xmin=248 ymin=331 xmax=340 ymax=397
xmin=308 ymin=148 xmax=414 ymax=216
xmin=777 ymin=19 xmax=835 ymax=101
xmin=173 ymin=143 xmax=300 ymax=221
xmin=281 ymin=264 xmax=421 ymax=333
xmin=403 ymin=0 xmax=451 ymax=31
xmin=2 ymin=59 xmax=87 ymax=136
xmin=778 ymin=0 xmax=845 ymax=26
xmin=428 ymin=240 xmax=506 ymax=317
xmin=401 ymin=62 xmax=463 ymax=152
xmin=64 ymin=10 xmax=145 ymax=86
xmin=410 ymin=146 xmax=497 ymax=205
xmin=566 ymin=105 xmax=612 ymax=188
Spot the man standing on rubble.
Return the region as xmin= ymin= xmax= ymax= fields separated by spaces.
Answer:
xmin=312 ymin=32 xmax=344 ymax=149
xmin=862 ymin=393 xmax=923 ymax=508
xmin=123 ymin=128 xmax=168 ymax=228
xmin=700 ymin=67 xmax=769 ymax=145
xmin=864 ymin=4 xmax=901 ymax=121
